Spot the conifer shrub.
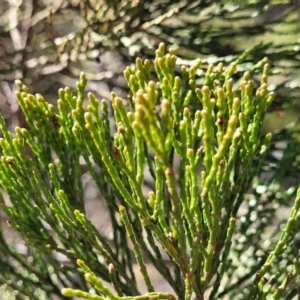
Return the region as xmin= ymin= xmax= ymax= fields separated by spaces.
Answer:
xmin=0 ymin=43 xmax=300 ymax=300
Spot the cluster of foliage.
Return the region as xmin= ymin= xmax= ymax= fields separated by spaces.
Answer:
xmin=1 ymin=43 xmax=300 ymax=299
xmin=1 ymin=0 xmax=300 ymax=299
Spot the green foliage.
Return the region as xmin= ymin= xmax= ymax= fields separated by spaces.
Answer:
xmin=1 ymin=43 xmax=300 ymax=299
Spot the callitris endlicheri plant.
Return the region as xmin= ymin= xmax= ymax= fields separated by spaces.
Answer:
xmin=0 ymin=43 xmax=300 ymax=300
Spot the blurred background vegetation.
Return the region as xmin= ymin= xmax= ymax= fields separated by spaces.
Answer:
xmin=1 ymin=0 xmax=300 ymax=299
xmin=1 ymin=0 xmax=300 ymax=115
